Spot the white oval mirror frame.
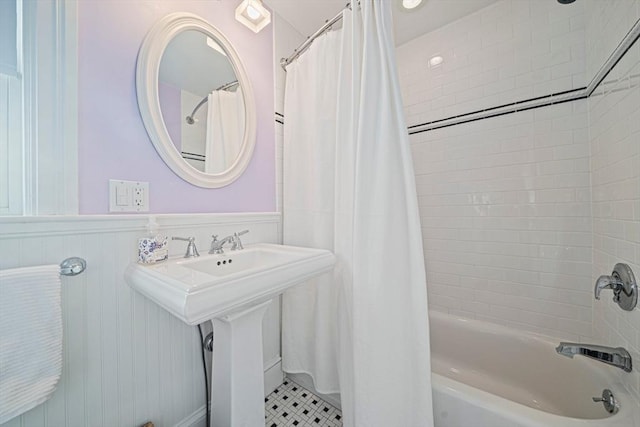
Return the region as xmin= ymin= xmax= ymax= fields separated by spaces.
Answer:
xmin=136 ymin=12 xmax=257 ymax=188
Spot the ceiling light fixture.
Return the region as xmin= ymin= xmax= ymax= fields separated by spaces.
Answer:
xmin=246 ymin=4 xmax=261 ymax=20
xmin=235 ymin=0 xmax=271 ymax=33
xmin=402 ymin=0 xmax=423 ymax=10
xmin=429 ymin=55 xmax=444 ymax=67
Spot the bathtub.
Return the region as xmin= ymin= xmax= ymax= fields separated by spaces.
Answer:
xmin=429 ymin=312 xmax=640 ymax=427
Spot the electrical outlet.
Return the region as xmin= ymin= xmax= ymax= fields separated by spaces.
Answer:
xmin=109 ymin=180 xmax=149 ymax=212
xmin=132 ymin=182 xmax=149 ymax=211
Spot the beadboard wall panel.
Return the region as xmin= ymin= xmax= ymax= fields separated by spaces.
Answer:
xmin=0 ymin=213 xmax=281 ymax=427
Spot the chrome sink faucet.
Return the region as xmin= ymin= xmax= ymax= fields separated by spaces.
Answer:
xmin=209 ymin=234 xmax=235 ymax=254
xmin=556 ymin=342 xmax=632 ymax=372
xmin=209 ymin=230 xmax=249 ymax=254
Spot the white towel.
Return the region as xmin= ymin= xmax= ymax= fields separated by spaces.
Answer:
xmin=0 ymin=265 xmax=62 ymax=424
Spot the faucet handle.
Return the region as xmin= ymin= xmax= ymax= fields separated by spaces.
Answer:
xmin=209 ymin=234 xmax=227 ymax=254
xmin=594 ymin=275 xmax=620 ymax=300
xmin=231 ymin=230 xmax=249 ymax=251
xmin=172 ymin=236 xmax=200 ymax=258
xmin=594 ymin=264 xmax=638 ymax=311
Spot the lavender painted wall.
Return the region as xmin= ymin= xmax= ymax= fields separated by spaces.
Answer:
xmin=78 ymin=0 xmax=275 ymax=214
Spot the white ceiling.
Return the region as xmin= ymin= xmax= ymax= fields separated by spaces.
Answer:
xmin=265 ymin=0 xmax=499 ymax=46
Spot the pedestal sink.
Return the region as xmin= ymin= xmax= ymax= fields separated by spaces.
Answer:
xmin=125 ymin=243 xmax=335 ymax=426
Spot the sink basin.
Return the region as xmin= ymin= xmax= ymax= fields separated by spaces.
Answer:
xmin=125 ymin=243 xmax=336 ymax=324
xmin=184 ymin=247 xmax=300 ymax=277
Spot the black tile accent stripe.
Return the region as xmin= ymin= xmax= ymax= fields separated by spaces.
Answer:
xmin=408 ymin=93 xmax=588 ymax=135
xmin=274 ymin=16 xmax=640 ymax=135
xmin=586 ymin=18 xmax=640 ymax=96
xmin=181 ymin=151 xmax=205 ymax=162
xmin=406 ymin=87 xmax=585 ymax=130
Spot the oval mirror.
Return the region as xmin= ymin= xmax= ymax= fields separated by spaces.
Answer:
xmin=136 ymin=13 xmax=256 ymax=188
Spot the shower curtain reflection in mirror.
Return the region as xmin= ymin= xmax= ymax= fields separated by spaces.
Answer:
xmin=205 ymin=87 xmax=245 ymax=173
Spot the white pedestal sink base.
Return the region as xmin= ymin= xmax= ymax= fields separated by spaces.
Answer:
xmin=210 ymin=299 xmax=273 ymax=427
xmin=125 ymin=244 xmax=335 ymax=425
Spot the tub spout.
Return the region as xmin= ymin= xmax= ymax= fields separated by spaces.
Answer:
xmin=556 ymin=342 xmax=632 ymax=372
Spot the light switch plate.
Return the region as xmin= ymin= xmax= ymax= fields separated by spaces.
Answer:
xmin=109 ymin=180 xmax=149 ymax=212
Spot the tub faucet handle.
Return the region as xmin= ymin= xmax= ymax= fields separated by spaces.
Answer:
xmin=594 ymin=274 xmax=623 ymax=300
xmin=594 ymin=263 xmax=638 ymax=311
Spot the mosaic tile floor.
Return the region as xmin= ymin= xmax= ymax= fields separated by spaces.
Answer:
xmin=265 ymin=379 xmax=343 ymax=426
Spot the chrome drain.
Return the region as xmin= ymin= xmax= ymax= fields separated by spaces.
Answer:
xmin=592 ymin=389 xmax=619 ymax=414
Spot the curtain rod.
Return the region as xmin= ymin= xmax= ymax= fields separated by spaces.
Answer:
xmin=185 ymin=80 xmax=239 ymax=125
xmin=280 ymin=2 xmax=353 ymax=71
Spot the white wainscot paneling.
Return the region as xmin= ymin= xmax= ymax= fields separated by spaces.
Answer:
xmin=0 ymin=213 xmax=282 ymax=427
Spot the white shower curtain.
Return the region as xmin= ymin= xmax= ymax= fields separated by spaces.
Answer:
xmin=204 ymin=87 xmax=245 ymax=174
xmin=282 ymin=2 xmax=433 ymax=426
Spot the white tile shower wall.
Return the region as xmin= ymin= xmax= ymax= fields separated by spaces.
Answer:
xmin=274 ymin=13 xmax=305 ymax=213
xmin=590 ymin=36 xmax=640 ymax=398
xmin=396 ymin=0 xmax=586 ymax=127
xmin=410 ymin=100 xmax=593 ymax=340
xmin=397 ymin=0 xmax=593 ymax=339
xmin=584 ymin=0 xmax=640 ymax=82
xmin=0 ymin=213 xmax=281 ymax=427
